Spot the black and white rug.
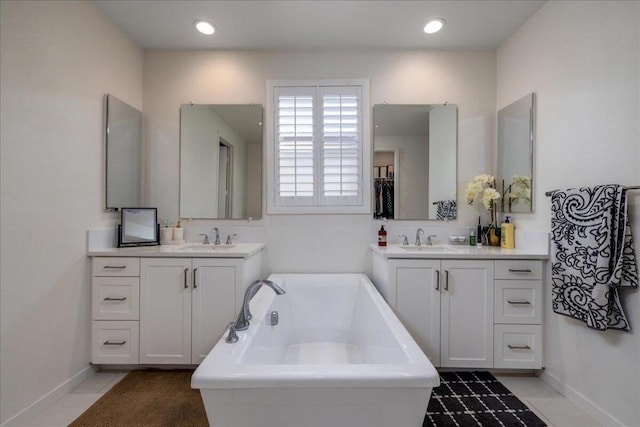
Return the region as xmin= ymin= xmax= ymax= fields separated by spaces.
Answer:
xmin=424 ymin=371 xmax=546 ymax=426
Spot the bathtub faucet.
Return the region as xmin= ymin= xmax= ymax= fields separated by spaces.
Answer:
xmin=231 ymin=279 xmax=285 ymax=334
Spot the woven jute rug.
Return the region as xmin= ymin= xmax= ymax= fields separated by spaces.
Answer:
xmin=69 ymin=369 xmax=208 ymax=427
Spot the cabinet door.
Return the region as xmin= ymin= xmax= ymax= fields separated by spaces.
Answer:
xmin=140 ymin=258 xmax=192 ymax=364
xmin=191 ymin=258 xmax=242 ymax=364
xmin=441 ymin=260 xmax=494 ymax=368
xmin=390 ymin=259 xmax=441 ymax=366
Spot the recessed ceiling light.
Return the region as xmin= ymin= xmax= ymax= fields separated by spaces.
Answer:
xmin=424 ymin=18 xmax=445 ymax=34
xmin=194 ymin=20 xmax=215 ymax=35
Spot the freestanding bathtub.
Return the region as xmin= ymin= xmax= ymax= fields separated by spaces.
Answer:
xmin=192 ymin=274 xmax=439 ymax=427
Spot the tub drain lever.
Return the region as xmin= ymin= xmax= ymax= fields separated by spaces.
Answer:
xmin=270 ymin=311 xmax=279 ymax=326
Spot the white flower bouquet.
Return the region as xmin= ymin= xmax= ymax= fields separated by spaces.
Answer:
xmin=465 ymin=174 xmax=501 ymax=211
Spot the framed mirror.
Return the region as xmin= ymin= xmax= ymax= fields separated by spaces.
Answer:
xmin=497 ymin=93 xmax=535 ymax=213
xmin=180 ymin=104 xmax=263 ymax=219
xmin=373 ymin=104 xmax=457 ymax=220
xmin=105 ymin=94 xmax=142 ymax=210
xmin=118 ymin=208 xmax=159 ymax=247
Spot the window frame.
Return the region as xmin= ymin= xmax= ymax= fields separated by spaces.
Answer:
xmin=266 ymin=79 xmax=371 ymax=214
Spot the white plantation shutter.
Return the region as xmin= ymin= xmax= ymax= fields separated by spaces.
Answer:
xmin=270 ymin=80 xmax=369 ymax=213
xmin=275 ymin=87 xmax=315 ymax=206
xmin=320 ymin=86 xmax=362 ymax=206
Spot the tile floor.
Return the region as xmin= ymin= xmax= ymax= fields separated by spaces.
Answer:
xmin=19 ymin=371 xmax=600 ymax=426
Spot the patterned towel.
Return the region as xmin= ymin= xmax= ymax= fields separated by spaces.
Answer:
xmin=436 ymin=200 xmax=457 ymax=221
xmin=551 ymin=185 xmax=638 ymax=331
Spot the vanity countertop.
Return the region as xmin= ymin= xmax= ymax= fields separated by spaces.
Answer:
xmin=88 ymin=243 xmax=265 ymax=259
xmin=370 ymin=243 xmax=549 ymax=260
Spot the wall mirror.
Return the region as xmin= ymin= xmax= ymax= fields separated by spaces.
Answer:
xmin=373 ymin=104 xmax=457 ymax=220
xmin=180 ymin=104 xmax=263 ymax=219
xmin=118 ymin=208 xmax=159 ymax=247
xmin=105 ymin=94 xmax=142 ymax=210
xmin=497 ymin=93 xmax=535 ymax=213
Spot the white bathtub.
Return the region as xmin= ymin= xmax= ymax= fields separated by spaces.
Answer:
xmin=192 ymin=274 xmax=439 ymax=427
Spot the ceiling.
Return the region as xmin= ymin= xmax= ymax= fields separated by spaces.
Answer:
xmin=93 ymin=0 xmax=546 ymax=51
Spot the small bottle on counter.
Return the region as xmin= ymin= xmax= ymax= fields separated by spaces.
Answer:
xmin=469 ymin=230 xmax=476 ymax=246
xmin=378 ymin=225 xmax=387 ymax=247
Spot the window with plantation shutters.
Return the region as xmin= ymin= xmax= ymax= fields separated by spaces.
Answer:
xmin=268 ymin=80 xmax=370 ymax=214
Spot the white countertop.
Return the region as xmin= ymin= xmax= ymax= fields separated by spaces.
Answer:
xmin=370 ymin=243 xmax=548 ymax=259
xmin=88 ymin=243 xmax=265 ymax=259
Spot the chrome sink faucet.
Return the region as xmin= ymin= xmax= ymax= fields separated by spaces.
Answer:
xmin=226 ymin=280 xmax=285 ymax=342
xmin=427 ymin=235 xmax=438 ymax=246
xmin=415 ymin=228 xmax=424 ymax=246
xmin=211 ymin=227 xmax=221 ymax=245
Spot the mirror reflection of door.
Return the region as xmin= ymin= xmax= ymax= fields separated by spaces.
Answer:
xmin=218 ymin=140 xmax=233 ymax=218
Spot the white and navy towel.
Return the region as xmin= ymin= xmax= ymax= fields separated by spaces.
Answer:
xmin=435 ymin=200 xmax=457 ymax=221
xmin=551 ymin=185 xmax=638 ymax=331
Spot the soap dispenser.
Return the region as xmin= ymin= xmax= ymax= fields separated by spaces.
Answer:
xmin=501 ymin=216 xmax=515 ymax=249
xmin=378 ymin=225 xmax=387 ymax=247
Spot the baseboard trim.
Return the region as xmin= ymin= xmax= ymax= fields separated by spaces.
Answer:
xmin=1 ymin=364 xmax=97 ymax=427
xmin=539 ymin=371 xmax=624 ymax=427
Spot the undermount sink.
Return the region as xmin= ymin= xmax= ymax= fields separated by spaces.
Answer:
xmin=177 ymin=244 xmax=236 ymax=252
xmin=399 ymin=245 xmax=460 ymax=253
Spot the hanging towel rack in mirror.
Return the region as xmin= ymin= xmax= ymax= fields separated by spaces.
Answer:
xmin=545 ymin=185 xmax=640 ymax=197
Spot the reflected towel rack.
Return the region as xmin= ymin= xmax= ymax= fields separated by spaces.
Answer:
xmin=545 ymin=185 xmax=640 ymax=197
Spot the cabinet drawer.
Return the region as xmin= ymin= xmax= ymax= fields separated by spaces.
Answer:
xmin=494 ymin=280 xmax=542 ymax=324
xmin=92 ymin=321 xmax=139 ymax=364
xmin=92 ymin=277 xmax=140 ymax=320
xmin=92 ymin=257 xmax=140 ymax=277
xmin=495 ymin=260 xmax=542 ymax=280
xmin=494 ymin=324 xmax=542 ymax=369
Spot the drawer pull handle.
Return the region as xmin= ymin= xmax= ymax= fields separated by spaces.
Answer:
xmin=103 ymin=340 xmax=126 ymax=346
xmin=507 ymin=300 xmax=531 ymax=305
xmin=193 ymin=268 xmax=198 ymax=289
xmin=435 ymin=269 xmax=440 ymax=291
xmin=184 ymin=268 xmax=189 ymax=289
xmin=444 ymin=270 xmax=449 ymax=291
xmin=103 ymin=265 xmax=126 ymax=269
xmin=103 ymin=297 xmax=127 ymax=301
xmin=508 ymin=268 xmax=532 ymax=273
xmin=508 ymin=344 xmax=531 ymax=350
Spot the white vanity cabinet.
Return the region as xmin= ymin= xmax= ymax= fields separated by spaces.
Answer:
xmin=89 ymin=244 xmax=263 ymax=366
xmin=91 ymin=257 xmax=141 ymax=364
xmin=139 ymin=258 xmax=243 ymax=364
xmin=493 ymin=260 xmax=543 ymax=369
xmin=372 ymin=247 xmax=546 ymax=370
xmin=388 ymin=259 xmax=494 ymax=368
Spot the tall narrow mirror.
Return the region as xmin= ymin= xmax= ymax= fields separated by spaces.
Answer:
xmin=105 ymin=94 xmax=142 ymax=209
xmin=497 ymin=93 xmax=535 ymax=213
xmin=180 ymin=104 xmax=263 ymax=219
xmin=373 ymin=104 xmax=457 ymax=220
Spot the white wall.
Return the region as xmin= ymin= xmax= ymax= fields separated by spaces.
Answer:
xmin=144 ymin=50 xmax=496 ymax=273
xmin=0 ymin=0 xmax=143 ymax=424
xmin=498 ymin=2 xmax=640 ymax=425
